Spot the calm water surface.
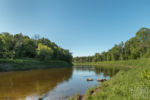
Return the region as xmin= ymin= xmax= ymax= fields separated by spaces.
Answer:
xmin=0 ymin=66 xmax=119 ymax=100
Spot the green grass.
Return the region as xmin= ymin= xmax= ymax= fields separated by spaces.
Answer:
xmin=0 ymin=58 xmax=72 ymax=71
xmin=73 ymin=59 xmax=141 ymax=71
xmin=74 ymin=59 xmax=140 ymax=68
xmin=81 ymin=58 xmax=150 ymax=100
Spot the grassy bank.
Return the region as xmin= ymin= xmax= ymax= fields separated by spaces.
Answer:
xmin=0 ymin=58 xmax=72 ymax=71
xmin=73 ymin=59 xmax=141 ymax=68
xmin=72 ymin=58 xmax=150 ymax=100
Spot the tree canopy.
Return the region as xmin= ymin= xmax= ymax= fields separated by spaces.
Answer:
xmin=0 ymin=33 xmax=72 ymax=63
xmin=73 ymin=27 xmax=150 ymax=63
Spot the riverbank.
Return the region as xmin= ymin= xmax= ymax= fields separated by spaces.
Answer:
xmin=73 ymin=59 xmax=140 ymax=69
xmin=71 ymin=58 xmax=150 ymax=100
xmin=0 ymin=58 xmax=72 ymax=71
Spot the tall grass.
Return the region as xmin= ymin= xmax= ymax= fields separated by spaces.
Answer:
xmin=74 ymin=59 xmax=141 ymax=70
xmin=85 ymin=58 xmax=150 ymax=100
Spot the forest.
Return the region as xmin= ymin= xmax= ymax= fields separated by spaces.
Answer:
xmin=0 ymin=32 xmax=72 ymax=64
xmin=73 ymin=27 xmax=150 ymax=63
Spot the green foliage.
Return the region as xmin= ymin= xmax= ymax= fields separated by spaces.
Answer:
xmin=36 ymin=43 xmax=54 ymax=61
xmin=0 ymin=35 xmax=4 ymax=57
xmin=69 ymin=97 xmax=74 ymax=100
xmin=74 ymin=27 xmax=150 ymax=63
xmin=85 ymin=59 xmax=150 ymax=100
xmin=14 ymin=34 xmax=37 ymax=58
xmin=136 ymin=28 xmax=150 ymax=42
xmin=0 ymin=32 xmax=72 ymax=63
xmin=142 ymin=70 xmax=150 ymax=79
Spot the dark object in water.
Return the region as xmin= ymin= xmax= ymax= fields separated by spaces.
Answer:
xmin=97 ymin=78 xmax=106 ymax=82
xmin=87 ymin=78 xmax=93 ymax=81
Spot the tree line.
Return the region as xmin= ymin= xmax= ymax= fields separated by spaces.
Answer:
xmin=73 ymin=28 xmax=150 ymax=63
xmin=0 ymin=32 xmax=72 ymax=63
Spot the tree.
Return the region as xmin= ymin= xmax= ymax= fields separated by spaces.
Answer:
xmin=1 ymin=32 xmax=15 ymax=59
xmin=22 ymin=38 xmax=36 ymax=57
xmin=38 ymin=38 xmax=51 ymax=47
xmin=73 ymin=28 xmax=150 ymax=62
xmin=93 ymin=53 xmax=101 ymax=62
xmin=136 ymin=28 xmax=150 ymax=42
xmin=62 ymin=49 xmax=72 ymax=63
xmin=14 ymin=33 xmax=24 ymax=58
xmin=106 ymin=52 xmax=111 ymax=61
xmin=0 ymin=32 xmax=73 ymax=63
xmin=36 ymin=43 xmax=54 ymax=61
xmin=0 ymin=35 xmax=4 ymax=58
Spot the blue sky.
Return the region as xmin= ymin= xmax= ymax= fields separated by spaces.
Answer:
xmin=0 ymin=0 xmax=150 ymax=57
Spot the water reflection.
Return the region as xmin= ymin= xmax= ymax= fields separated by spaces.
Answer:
xmin=0 ymin=68 xmax=73 ymax=100
xmin=94 ymin=67 xmax=119 ymax=77
xmin=74 ymin=66 xmax=119 ymax=77
xmin=0 ymin=66 xmax=119 ymax=100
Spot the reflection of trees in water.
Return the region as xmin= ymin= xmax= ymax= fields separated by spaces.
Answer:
xmin=74 ymin=66 xmax=95 ymax=72
xmin=0 ymin=67 xmax=73 ymax=100
xmin=74 ymin=66 xmax=119 ymax=77
xmin=94 ymin=67 xmax=119 ymax=77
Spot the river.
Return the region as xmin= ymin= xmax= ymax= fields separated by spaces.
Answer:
xmin=0 ymin=66 xmax=119 ymax=100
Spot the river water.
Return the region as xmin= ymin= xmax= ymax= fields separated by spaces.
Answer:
xmin=0 ymin=66 xmax=119 ymax=100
